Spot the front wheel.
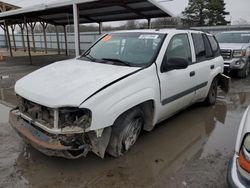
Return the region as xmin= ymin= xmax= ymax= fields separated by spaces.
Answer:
xmin=107 ymin=107 xmax=144 ymax=157
xmin=204 ymin=78 xmax=218 ymax=106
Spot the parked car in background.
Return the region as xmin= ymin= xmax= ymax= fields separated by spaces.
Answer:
xmin=228 ymin=105 xmax=250 ymax=187
xmin=9 ymin=29 xmax=229 ymax=159
xmin=216 ymin=31 xmax=250 ymax=78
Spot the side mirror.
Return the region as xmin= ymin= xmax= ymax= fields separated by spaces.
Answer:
xmin=161 ymin=57 xmax=189 ymax=72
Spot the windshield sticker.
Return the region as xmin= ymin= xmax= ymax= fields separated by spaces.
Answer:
xmin=102 ymin=35 xmax=112 ymax=42
xmin=139 ymin=35 xmax=159 ymax=40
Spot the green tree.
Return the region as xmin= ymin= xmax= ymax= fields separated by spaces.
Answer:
xmin=152 ymin=17 xmax=182 ymax=28
xmin=126 ymin=20 xmax=138 ymax=30
xmin=182 ymin=0 xmax=208 ymax=26
xmin=206 ymin=0 xmax=230 ymax=26
xmin=182 ymin=0 xmax=229 ymax=26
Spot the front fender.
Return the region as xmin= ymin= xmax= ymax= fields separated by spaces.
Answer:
xmin=106 ymin=87 xmax=158 ymax=126
xmin=80 ymin=65 xmax=161 ymax=131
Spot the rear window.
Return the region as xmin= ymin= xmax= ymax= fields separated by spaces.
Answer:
xmin=192 ymin=33 xmax=206 ymax=61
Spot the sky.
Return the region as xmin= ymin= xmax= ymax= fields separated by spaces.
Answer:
xmin=4 ymin=0 xmax=250 ymax=24
xmin=158 ymin=0 xmax=250 ymax=24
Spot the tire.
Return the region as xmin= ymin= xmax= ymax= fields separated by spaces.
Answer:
xmin=204 ymin=78 xmax=218 ymax=106
xmin=106 ymin=107 xmax=144 ymax=157
xmin=237 ymin=62 xmax=249 ymax=78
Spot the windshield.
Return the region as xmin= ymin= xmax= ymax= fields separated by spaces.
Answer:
xmin=80 ymin=32 xmax=165 ymax=67
xmin=216 ymin=32 xmax=250 ymax=43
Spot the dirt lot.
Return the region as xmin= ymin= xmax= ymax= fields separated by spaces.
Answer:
xmin=0 ymin=59 xmax=250 ymax=188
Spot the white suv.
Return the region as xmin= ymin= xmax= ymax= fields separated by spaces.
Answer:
xmin=9 ymin=29 xmax=229 ymax=159
xmin=217 ymin=31 xmax=250 ymax=78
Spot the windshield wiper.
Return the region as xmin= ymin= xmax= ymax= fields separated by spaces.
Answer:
xmin=79 ymin=49 xmax=97 ymax=62
xmin=101 ymin=58 xmax=131 ymax=67
xmin=80 ymin=54 xmax=96 ymax=62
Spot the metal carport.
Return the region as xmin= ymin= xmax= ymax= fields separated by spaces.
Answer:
xmin=0 ymin=0 xmax=173 ymax=64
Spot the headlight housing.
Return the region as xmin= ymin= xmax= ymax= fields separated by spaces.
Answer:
xmin=239 ymin=134 xmax=250 ymax=173
xmin=233 ymin=49 xmax=246 ymax=58
xmin=244 ymin=134 xmax=250 ymax=151
xmin=59 ymin=107 xmax=91 ymax=129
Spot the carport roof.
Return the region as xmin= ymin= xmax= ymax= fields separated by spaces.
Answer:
xmin=0 ymin=0 xmax=174 ymax=25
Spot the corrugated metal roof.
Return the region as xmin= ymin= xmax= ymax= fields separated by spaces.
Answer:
xmin=0 ymin=0 xmax=173 ymax=25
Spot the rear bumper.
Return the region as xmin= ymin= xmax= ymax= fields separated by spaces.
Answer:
xmin=9 ymin=109 xmax=91 ymax=159
xmin=227 ymin=154 xmax=250 ymax=188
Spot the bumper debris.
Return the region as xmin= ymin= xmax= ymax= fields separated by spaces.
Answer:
xmin=9 ymin=109 xmax=91 ymax=159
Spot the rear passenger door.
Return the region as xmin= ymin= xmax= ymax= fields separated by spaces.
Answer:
xmin=190 ymin=33 xmax=214 ymax=101
xmin=207 ymin=35 xmax=223 ymax=71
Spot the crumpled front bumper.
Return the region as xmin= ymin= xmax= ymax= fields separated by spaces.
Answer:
xmin=227 ymin=154 xmax=250 ymax=188
xmin=9 ymin=109 xmax=91 ymax=159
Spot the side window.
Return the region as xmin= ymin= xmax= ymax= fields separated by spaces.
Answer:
xmin=208 ymin=36 xmax=220 ymax=57
xmin=192 ymin=33 xmax=206 ymax=62
xmin=202 ymin=34 xmax=213 ymax=58
xmin=164 ymin=34 xmax=192 ymax=64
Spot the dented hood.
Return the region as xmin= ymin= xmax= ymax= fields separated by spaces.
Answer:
xmin=15 ymin=59 xmax=139 ymax=108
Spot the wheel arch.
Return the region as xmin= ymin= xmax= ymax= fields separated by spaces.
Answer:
xmin=106 ymin=100 xmax=156 ymax=157
xmin=139 ymin=100 xmax=156 ymax=131
xmin=112 ymin=99 xmax=156 ymax=132
xmin=209 ymin=69 xmax=223 ymax=90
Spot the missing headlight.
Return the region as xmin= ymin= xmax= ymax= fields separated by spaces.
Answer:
xmin=59 ymin=108 xmax=91 ymax=129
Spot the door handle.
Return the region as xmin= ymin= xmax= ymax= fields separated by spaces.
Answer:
xmin=190 ymin=71 xmax=195 ymax=77
xmin=210 ymin=65 xmax=215 ymax=69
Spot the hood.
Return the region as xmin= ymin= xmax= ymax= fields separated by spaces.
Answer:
xmin=15 ymin=59 xmax=140 ymax=108
xmin=219 ymin=43 xmax=248 ymax=50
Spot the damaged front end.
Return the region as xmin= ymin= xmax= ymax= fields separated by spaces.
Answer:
xmin=9 ymin=96 xmax=111 ymax=159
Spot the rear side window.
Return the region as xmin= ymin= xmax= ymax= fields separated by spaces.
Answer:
xmin=208 ymin=36 xmax=220 ymax=57
xmin=202 ymin=34 xmax=213 ymax=58
xmin=192 ymin=33 xmax=206 ymax=62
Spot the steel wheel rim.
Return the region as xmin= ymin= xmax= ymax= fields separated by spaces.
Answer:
xmin=123 ymin=117 xmax=143 ymax=151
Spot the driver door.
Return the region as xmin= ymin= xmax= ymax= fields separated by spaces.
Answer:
xmin=158 ymin=33 xmax=196 ymax=120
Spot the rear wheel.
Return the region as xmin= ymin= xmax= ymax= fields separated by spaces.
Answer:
xmin=107 ymin=107 xmax=144 ymax=157
xmin=204 ymin=78 xmax=218 ymax=106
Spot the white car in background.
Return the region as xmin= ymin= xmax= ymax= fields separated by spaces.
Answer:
xmin=228 ymin=105 xmax=250 ymax=187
